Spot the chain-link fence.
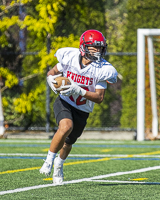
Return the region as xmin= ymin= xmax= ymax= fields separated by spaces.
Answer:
xmin=1 ymin=52 xmax=137 ymax=132
xmin=0 ymin=1 xmax=137 ymax=133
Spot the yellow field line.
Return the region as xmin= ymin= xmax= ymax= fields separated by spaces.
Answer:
xmin=0 ymin=167 xmax=40 ymax=175
xmin=122 ymin=150 xmax=160 ymax=158
xmin=0 ymin=157 xmax=112 ymax=175
xmin=137 ymin=150 xmax=160 ymax=155
xmin=131 ymin=178 xmax=148 ymax=181
xmin=1 ymin=150 xmax=160 ymax=175
xmin=64 ymin=157 xmax=111 ymax=166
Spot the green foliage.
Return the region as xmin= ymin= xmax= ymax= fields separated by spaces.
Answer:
xmin=0 ymin=67 xmax=18 ymax=88
xmin=0 ymin=0 xmax=69 ymax=128
xmin=104 ymin=0 xmax=127 ymax=127
xmin=120 ymin=0 xmax=160 ymax=128
xmin=2 ymin=96 xmax=24 ymax=126
xmin=107 ymin=0 xmax=160 ymax=128
xmin=54 ymin=0 xmax=106 ymax=37
xmin=0 ymin=0 xmax=107 ymax=128
xmin=87 ymin=83 xmax=121 ymax=128
xmin=13 ymin=83 xmax=45 ymax=113
xmin=38 ymin=34 xmax=79 ymax=73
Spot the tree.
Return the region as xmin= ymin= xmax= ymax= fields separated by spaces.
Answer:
xmin=95 ymin=0 xmax=127 ymax=128
xmin=0 ymin=0 xmax=108 ymax=129
xmin=0 ymin=0 xmax=75 ymax=128
xmin=109 ymin=0 xmax=160 ymax=128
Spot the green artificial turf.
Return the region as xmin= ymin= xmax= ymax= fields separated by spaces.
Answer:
xmin=1 ymin=139 xmax=160 ymax=200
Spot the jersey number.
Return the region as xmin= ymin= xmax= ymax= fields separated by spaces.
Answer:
xmin=69 ymin=87 xmax=89 ymax=105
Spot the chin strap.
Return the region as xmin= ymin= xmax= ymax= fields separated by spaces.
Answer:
xmin=79 ymin=54 xmax=89 ymax=68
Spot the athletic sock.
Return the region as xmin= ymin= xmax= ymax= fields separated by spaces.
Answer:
xmin=56 ymin=155 xmax=65 ymax=166
xmin=46 ymin=150 xmax=56 ymax=162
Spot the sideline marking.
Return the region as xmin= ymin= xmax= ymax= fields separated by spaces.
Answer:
xmin=90 ymin=180 xmax=160 ymax=184
xmin=1 ymin=150 xmax=160 ymax=175
xmin=138 ymin=151 xmax=160 ymax=155
xmin=42 ymin=148 xmax=49 ymax=152
xmin=64 ymin=157 xmax=111 ymax=166
xmin=0 ymin=140 xmax=123 ymax=144
xmin=0 ymin=153 xmax=120 ymax=157
xmin=0 ymin=157 xmax=111 ymax=175
xmin=1 ymin=165 xmax=160 ymax=195
xmin=0 ymin=167 xmax=40 ymax=175
xmin=2 ymin=142 xmax=160 ymax=148
xmin=1 ymin=153 xmax=160 ymax=157
xmin=101 ymin=149 xmax=113 ymax=152
xmin=43 ymin=178 xmax=53 ymax=181
xmin=131 ymin=178 xmax=148 ymax=181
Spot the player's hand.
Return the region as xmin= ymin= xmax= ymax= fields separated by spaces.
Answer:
xmin=47 ymin=74 xmax=62 ymax=94
xmin=60 ymin=77 xmax=86 ymax=96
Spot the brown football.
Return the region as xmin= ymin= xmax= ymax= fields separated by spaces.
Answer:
xmin=54 ymin=76 xmax=71 ymax=92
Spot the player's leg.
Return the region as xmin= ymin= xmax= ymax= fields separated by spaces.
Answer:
xmin=39 ymin=119 xmax=73 ymax=176
xmin=40 ymin=97 xmax=73 ymax=176
xmin=59 ymin=142 xmax=72 ymax=160
xmin=49 ymin=118 xmax=73 ymax=153
xmin=53 ymin=143 xmax=72 ymax=184
xmin=53 ymin=106 xmax=89 ymax=183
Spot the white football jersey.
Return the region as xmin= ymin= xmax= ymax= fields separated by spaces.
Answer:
xmin=55 ymin=47 xmax=118 ymax=113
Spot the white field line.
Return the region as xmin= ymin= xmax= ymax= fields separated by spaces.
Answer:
xmin=90 ymin=180 xmax=160 ymax=184
xmin=1 ymin=153 xmax=160 ymax=158
xmin=0 ymin=139 xmax=123 ymax=144
xmin=0 ymin=139 xmax=160 ymax=144
xmin=1 ymin=165 xmax=160 ymax=195
xmin=0 ymin=153 xmax=126 ymax=157
xmin=0 ymin=139 xmax=52 ymax=143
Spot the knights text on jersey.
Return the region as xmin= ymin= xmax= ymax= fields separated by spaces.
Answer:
xmin=54 ymin=47 xmax=118 ymax=113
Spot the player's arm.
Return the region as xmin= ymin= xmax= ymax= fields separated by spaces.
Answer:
xmin=84 ymin=72 xmax=117 ymax=104
xmin=47 ymin=64 xmax=62 ymax=76
xmin=61 ymin=79 xmax=106 ymax=104
xmin=84 ymin=80 xmax=107 ymax=103
xmin=83 ymin=88 xmax=105 ymax=104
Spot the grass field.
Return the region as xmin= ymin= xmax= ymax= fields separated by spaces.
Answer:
xmin=1 ymin=139 xmax=160 ymax=199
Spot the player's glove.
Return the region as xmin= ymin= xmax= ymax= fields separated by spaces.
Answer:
xmin=60 ymin=77 xmax=86 ymax=96
xmin=47 ymin=74 xmax=62 ymax=94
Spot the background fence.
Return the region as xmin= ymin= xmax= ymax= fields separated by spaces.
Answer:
xmin=2 ymin=0 xmax=157 ymax=134
xmin=1 ymin=50 xmax=136 ymax=132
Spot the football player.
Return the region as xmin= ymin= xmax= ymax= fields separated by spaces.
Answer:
xmin=40 ymin=29 xmax=118 ymax=184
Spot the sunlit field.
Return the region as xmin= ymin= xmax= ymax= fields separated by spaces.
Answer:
xmin=1 ymin=139 xmax=160 ymax=199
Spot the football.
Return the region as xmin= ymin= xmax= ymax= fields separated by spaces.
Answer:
xmin=54 ymin=76 xmax=71 ymax=92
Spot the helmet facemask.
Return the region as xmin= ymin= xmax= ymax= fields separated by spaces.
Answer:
xmin=84 ymin=44 xmax=106 ymax=62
